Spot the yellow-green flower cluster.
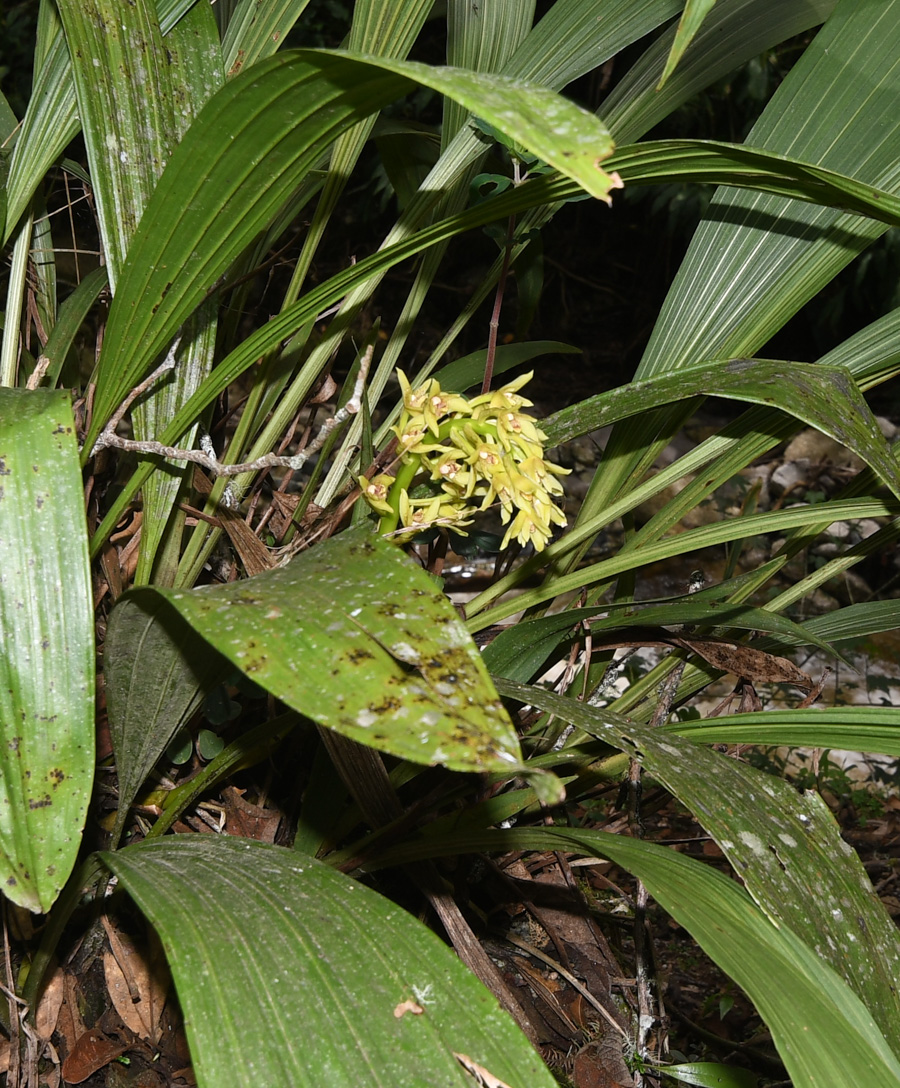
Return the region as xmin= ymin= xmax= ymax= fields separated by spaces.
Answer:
xmin=359 ymin=370 xmax=569 ymax=551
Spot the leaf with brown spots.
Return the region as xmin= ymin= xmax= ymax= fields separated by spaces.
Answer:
xmin=113 ymin=526 xmax=522 ymax=773
xmin=0 ymin=390 xmax=94 ymax=911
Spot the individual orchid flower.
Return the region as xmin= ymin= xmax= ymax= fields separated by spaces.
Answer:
xmin=396 ymin=369 xmax=432 ymax=414
xmin=357 ymin=474 xmax=396 ymax=516
xmin=500 ymin=508 xmax=552 ymax=552
xmin=428 ymin=451 xmax=477 ymax=498
xmin=393 ymin=422 xmax=450 ymax=457
xmin=396 ymin=370 xmax=469 ymax=436
xmin=470 ymin=439 xmax=504 ymax=477
xmin=468 ymin=371 xmax=535 ymax=413
xmin=492 ymin=409 xmax=547 ymax=452
xmin=518 ymin=454 xmax=569 ymax=495
xmin=393 ymin=489 xmax=473 ymax=540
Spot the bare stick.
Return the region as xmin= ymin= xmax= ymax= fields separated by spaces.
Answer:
xmin=91 ymin=344 xmax=373 ymax=478
xmin=94 ymin=336 xmax=183 ymax=447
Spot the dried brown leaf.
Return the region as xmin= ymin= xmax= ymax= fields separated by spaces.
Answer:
xmin=101 ymin=918 xmax=168 ymax=1043
xmin=55 ymin=971 xmax=87 ymax=1058
xmin=34 ymin=963 xmax=66 ymax=1042
xmin=60 ymin=1029 xmax=127 ymax=1084
xmin=675 ymin=637 xmax=814 ymax=691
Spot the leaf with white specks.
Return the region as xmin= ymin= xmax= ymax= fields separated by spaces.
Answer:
xmin=0 ymin=390 xmax=94 ymax=912
xmin=114 ymin=526 xmax=522 ymax=773
xmin=101 ymin=836 xmax=558 ymax=1088
xmin=493 ymin=677 xmax=900 ymax=1056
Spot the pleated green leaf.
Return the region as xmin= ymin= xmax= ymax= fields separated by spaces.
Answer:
xmin=606 ymin=138 xmax=900 ymax=223
xmin=55 ymin=0 xmax=170 ymax=285
xmin=639 ymin=0 xmax=900 ymax=378
xmin=2 ymin=0 xmax=215 ymax=247
xmin=493 ymin=678 xmax=900 ymax=1056
xmin=467 ymin=497 xmax=900 ymax=627
xmin=444 ymin=0 xmax=534 ymax=143
xmin=118 ymin=526 xmax=521 ymax=773
xmin=0 ymin=390 xmax=93 ymax=912
xmin=803 ymin=598 xmax=900 ymax=642
xmin=55 ymin=0 xmax=224 ymax=584
xmin=482 ymin=597 xmax=836 ymax=684
xmin=84 ymin=49 xmax=617 ymax=451
xmin=2 ymin=26 xmax=78 ymax=247
xmin=507 ymin=0 xmax=683 ymax=93
xmin=604 ymin=0 xmax=835 ymax=144
xmin=102 ymin=836 xmax=557 ymax=1088
xmin=221 ymin=0 xmax=314 ymax=74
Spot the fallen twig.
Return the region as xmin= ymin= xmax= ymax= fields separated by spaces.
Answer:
xmin=90 ymin=343 xmax=373 ymax=478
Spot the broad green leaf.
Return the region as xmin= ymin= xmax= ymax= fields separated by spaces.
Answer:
xmin=0 ymin=390 xmax=93 ymax=912
xmin=101 ymin=836 xmax=558 ymax=1088
xmin=542 ymin=358 xmax=900 ymax=498
xmin=388 ymin=825 xmax=900 ymax=1088
xmin=119 ymin=526 xmax=521 ymax=773
xmin=494 ymin=679 xmax=900 ymax=1054
xmin=83 ymin=49 xmax=617 ymax=451
xmin=104 ymin=595 xmax=230 ymax=847
xmin=658 ymin=0 xmax=720 ymax=89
